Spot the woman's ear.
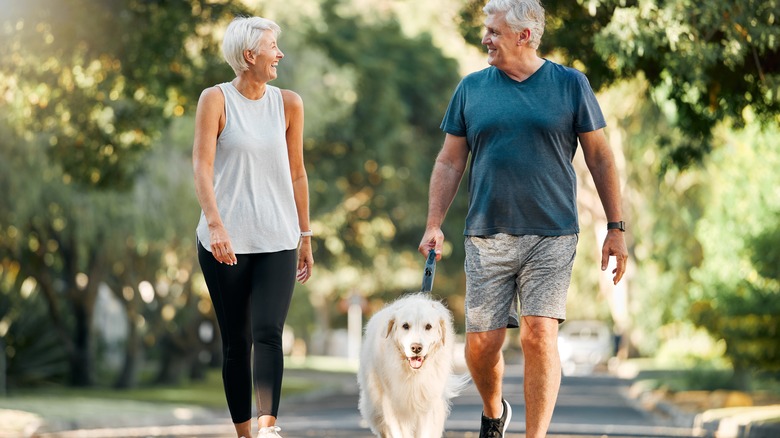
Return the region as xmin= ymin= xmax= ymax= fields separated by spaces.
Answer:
xmin=244 ymin=49 xmax=255 ymax=65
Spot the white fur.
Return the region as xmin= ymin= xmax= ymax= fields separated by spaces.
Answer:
xmin=358 ymin=293 xmax=469 ymax=438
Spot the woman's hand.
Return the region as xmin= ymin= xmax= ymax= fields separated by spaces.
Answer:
xmin=209 ymin=224 xmax=237 ymax=265
xmin=296 ymin=237 xmax=314 ymax=283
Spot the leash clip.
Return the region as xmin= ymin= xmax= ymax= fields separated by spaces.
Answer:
xmin=421 ymin=249 xmax=437 ymax=292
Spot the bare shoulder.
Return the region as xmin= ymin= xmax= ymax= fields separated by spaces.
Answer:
xmin=281 ymin=89 xmax=303 ymax=109
xmin=199 ymin=85 xmax=225 ymax=105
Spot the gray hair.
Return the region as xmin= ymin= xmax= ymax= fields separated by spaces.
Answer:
xmin=484 ymin=0 xmax=545 ymax=49
xmin=222 ymin=16 xmax=282 ymax=76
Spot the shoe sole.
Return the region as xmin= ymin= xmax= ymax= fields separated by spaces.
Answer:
xmin=503 ymin=399 xmax=512 ymax=434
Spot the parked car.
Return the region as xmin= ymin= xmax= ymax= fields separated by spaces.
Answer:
xmin=557 ymin=320 xmax=614 ymax=375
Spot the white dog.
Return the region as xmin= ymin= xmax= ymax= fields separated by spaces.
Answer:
xmin=358 ymin=293 xmax=468 ymax=438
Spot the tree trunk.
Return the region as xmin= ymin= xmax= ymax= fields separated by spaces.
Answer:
xmin=114 ymin=307 xmax=140 ymax=389
xmin=68 ymin=247 xmax=104 ymax=387
xmin=69 ymin=299 xmax=93 ymax=386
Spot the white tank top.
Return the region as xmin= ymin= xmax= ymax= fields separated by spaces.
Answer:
xmin=196 ymin=83 xmax=299 ymax=253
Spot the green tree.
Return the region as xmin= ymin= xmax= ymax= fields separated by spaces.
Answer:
xmin=687 ymin=124 xmax=780 ymax=385
xmin=0 ymin=0 xmax=248 ymax=386
xmin=457 ymin=0 xmax=780 ymax=170
xmin=297 ymin=0 xmax=465 ymax=336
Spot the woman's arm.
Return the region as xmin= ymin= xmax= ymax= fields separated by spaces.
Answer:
xmin=282 ymin=89 xmax=313 ymax=283
xmin=192 ymin=86 xmax=237 ymax=265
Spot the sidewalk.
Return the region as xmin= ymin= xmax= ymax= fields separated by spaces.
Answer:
xmin=619 ymin=363 xmax=780 ymax=438
xmin=3 ymin=363 xmax=779 ymax=438
xmin=0 ymin=368 xmax=358 ymax=438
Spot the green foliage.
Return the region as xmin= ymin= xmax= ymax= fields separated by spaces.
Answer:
xmin=0 ymin=0 xmax=249 ymax=386
xmin=685 ymin=123 xmax=780 ymax=376
xmin=298 ymin=0 xmax=465 ymax=303
xmin=749 ymin=220 xmax=780 ymax=281
xmin=0 ymin=265 xmax=68 ymax=387
xmin=691 ymin=281 xmax=780 ymax=372
xmin=0 ymin=0 xmax=246 ymax=188
xmin=457 ymin=0 xmax=780 ymax=169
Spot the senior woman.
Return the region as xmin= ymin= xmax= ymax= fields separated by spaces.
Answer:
xmin=192 ymin=16 xmax=313 ymax=438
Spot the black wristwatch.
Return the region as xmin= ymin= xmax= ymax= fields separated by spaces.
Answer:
xmin=607 ymin=221 xmax=626 ymax=232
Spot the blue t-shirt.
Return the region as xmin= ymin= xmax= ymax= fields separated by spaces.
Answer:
xmin=440 ymin=60 xmax=606 ymax=236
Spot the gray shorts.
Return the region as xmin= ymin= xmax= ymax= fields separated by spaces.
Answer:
xmin=464 ymin=233 xmax=578 ymax=333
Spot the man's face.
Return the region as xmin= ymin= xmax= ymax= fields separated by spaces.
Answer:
xmin=481 ymin=12 xmax=521 ymax=69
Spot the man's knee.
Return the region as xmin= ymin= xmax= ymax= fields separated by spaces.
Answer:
xmin=520 ymin=317 xmax=558 ymax=355
xmin=466 ymin=329 xmax=506 ymax=359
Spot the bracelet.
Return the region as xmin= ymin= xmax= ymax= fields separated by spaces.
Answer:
xmin=300 ymin=230 xmax=313 ymax=237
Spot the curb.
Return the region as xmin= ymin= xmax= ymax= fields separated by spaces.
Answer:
xmin=693 ymin=405 xmax=780 ymax=438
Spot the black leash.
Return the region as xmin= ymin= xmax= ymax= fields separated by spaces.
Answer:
xmin=421 ymin=249 xmax=437 ymax=293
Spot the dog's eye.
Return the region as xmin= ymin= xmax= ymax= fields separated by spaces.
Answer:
xmin=425 ymin=324 xmax=432 ymax=330
xmin=402 ymin=323 xmax=410 ymax=330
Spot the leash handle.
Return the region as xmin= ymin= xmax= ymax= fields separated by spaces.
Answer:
xmin=421 ymin=249 xmax=436 ymax=292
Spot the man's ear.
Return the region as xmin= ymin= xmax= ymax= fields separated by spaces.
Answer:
xmin=517 ymin=29 xmax=532 ymax=46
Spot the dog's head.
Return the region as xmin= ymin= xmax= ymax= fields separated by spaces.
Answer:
xmin=385 ymin=295 xmax=451 ymax=370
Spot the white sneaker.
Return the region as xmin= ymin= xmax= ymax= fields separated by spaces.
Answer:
xmin=258 ymin=425 xmax=283 ymax=437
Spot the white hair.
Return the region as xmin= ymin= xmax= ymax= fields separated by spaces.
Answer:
xmin=222 ymin=16 xmax=282 ymax=76
xmin=484 ymin=0 xmax=545 ymax=49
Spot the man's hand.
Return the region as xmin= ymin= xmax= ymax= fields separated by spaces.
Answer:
xmin=418 ymin=227 xmax=445 ymax=261
xmin=601 ymin=230 xmax=628 ymax=284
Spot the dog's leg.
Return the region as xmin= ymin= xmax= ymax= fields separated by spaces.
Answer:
xmin=361 ymin=371 xmax=386 ymax=437
xmin=379 ymin=398 xmax=407 ymax=438
xmin=415 ymin=404 xmax=447 ymax=438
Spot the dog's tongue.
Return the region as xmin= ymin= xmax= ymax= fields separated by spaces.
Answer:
xmin=409 ymin=356 xmax=424 ymax=369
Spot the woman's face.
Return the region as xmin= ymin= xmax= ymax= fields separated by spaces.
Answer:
xmin=250 ymin=30 xmax=284 ymax=81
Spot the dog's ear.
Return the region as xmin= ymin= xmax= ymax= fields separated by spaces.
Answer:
xmin=385 ymin=318 xmax=395 ymax=338
xmin=439 ymin=318 xmax=447 ymax=345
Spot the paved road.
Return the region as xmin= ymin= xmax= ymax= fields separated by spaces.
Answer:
xmin=36 ymin=364 xmax=696 ymax=438
xmin=275 ymin=364 xmax=694 ymax=438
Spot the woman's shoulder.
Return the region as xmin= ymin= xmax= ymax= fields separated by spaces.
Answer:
xmin=278 ymin=88 xmax=303 ymax=110
xmin=199 ymin=84 xmax=226 ymax=103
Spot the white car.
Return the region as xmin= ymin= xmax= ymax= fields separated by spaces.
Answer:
xmin=557 ymin=320 xmax=614 ymax=375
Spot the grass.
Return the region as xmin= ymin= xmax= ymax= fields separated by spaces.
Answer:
xmin=2 ymin=356 xmax=358 ymax=409
xmin=0 ymin=356 xmax=359 ymax=433
xmin=622 ymin=358 xmax=780 ymax=405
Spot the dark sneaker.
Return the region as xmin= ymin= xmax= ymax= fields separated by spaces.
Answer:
xmin=479 ymin=398 xmax=512 ymax=438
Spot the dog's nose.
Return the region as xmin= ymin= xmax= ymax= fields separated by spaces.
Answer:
xmin=411 ymin=343 xmax=422 ymax=354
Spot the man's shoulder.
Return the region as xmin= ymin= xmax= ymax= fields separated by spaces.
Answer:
xmin=544 ymin=60 xmax=589 ymax=83
xmin=460 ymin=66 xmax=497 ymax=85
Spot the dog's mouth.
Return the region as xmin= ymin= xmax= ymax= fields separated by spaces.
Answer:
xmin=408 ymin=355 xmax=425 ymax=369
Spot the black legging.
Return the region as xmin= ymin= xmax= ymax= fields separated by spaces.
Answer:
xmin=198 ymin=241 xmax=297 ymax=423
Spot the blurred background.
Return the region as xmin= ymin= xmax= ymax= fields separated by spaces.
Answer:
xmin=0 ymin=0 xmax=778 ymax=422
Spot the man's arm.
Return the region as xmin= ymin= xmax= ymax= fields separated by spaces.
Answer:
xmin=579 ymin=129 xmax=628 ymax=284
xmin=418 ymin=134 xmax=470 ymax=260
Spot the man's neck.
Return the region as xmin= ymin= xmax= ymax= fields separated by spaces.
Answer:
xmin=500 ymin=53 xmax=545 ymax=83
